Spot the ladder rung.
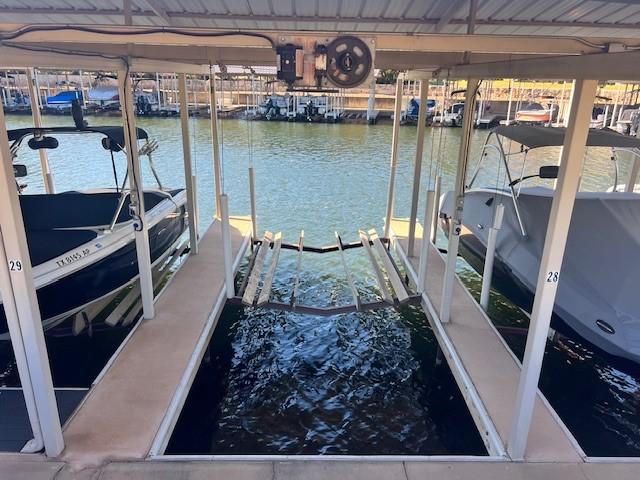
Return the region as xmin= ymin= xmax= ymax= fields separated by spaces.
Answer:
xmin=257 ymin=232 xmax=282 ymax=306
xmin=242 ymin=231 xmax=273 ymax=306
xmin=336 ymin=232 xmax=360 ymax=310
xmin=290 ymin=230 xmax=304 ymax=307
xmin=359 ymin=230 xmax=393 ymax=304
xmin=368 ymin=229 xmax=409 ymax=302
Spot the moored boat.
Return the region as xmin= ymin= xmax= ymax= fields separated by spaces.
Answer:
xmin=1 ymin=125 xmax=187 ymax=338
xmin=440 ymin=125 xmax=640 ymax=363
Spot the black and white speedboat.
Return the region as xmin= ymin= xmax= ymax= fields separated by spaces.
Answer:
xmin=440 ymin=125 xmax=640 ymax=363
xmin=1 ymin=125 xmax=187 ymax=339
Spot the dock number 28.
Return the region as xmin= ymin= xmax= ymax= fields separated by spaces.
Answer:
xmin=546 ymin=271 xmax=559 ymax=283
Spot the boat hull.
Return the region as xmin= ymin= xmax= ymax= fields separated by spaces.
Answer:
xmin=440 ymin=187 xmax=640 ymax=363
xmin=0 ymin=201 xmax=186 ymax=337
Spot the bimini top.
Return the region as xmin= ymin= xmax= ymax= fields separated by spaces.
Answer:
xmin=492 ymin=125 xmax=640 ymax=150
xmin=7 ymin=126 xmax=148 ymax=148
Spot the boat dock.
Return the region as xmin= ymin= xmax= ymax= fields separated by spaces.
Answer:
xmin=58 ymin=217 xmax=251 ymax=467
xmin=2 ymin=1 xmax=640 ymax=478
xmin=389 ymin=218 xmax=581 ymax=461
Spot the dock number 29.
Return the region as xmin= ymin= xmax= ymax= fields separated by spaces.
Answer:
xmin=546 ymin=271 xmax=559 ymax=283
xmin=9 ymin=260 xmax=23 ymax=272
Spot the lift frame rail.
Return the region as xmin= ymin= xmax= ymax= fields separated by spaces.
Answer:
xmin=233 ymin=229 xmax=421 ymax=316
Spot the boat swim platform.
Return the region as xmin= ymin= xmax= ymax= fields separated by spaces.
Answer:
xmin=57 ymin=216 xmax=253 ymax=468
xmin=388 ymin=217 xmax=582 ymax=462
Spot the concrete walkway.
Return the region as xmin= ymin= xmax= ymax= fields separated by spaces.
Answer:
xmin=1 ymin=458 xmax=639 ymax=480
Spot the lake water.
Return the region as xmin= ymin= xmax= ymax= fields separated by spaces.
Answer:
xmin=4 ymin=113 xmax=640 ymax=456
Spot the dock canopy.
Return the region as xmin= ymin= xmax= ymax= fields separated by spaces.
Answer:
xmin=8 ymin=126 xmax=149 ymax=148
xmin=492 ymin=125 xmax=640 ymax=150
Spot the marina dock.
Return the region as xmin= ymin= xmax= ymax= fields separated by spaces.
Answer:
xmin=389 ymin=218 xmax=581 ymax=462
xmin=2 ymin=1 xmax=640 ymax=478
xmin=59 ymin=217 xmax=251 ymax=467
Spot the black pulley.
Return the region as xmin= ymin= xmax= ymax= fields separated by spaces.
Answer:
xmin=325 ymin=36 xmax=372 ymax=88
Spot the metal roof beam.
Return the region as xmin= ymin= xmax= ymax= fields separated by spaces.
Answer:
xmin=0 ymin=26 xmax=614 ymax=55
xmin=0 ymin=45 xmax=209 ymax=73
xmin=433 ymin=50 xmax=640 ymax=80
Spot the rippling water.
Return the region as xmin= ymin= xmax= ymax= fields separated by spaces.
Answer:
xmin=5 ymin=113 xmax=640 ymax=456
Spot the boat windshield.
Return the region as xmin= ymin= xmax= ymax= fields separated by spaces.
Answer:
xmin=467 ymin=125 xmax=640 ymax=236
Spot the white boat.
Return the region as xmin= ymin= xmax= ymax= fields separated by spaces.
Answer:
xmin=515 ymin=102 xmax=555 ymax=124
xmin=440 ymin=125 xmax=640 ymax=363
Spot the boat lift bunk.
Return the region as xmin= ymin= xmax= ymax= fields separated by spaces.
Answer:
xmin=233 ymin=228 xmax=420 ymax=315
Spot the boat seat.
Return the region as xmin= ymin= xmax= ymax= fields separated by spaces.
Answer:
xmin=19 ymin=189 xmax=183 ymax=231
xmin=26 ymin=229 xmax=98 ymax=267
xmin=18 ymin=189 xmax=183 ymax=266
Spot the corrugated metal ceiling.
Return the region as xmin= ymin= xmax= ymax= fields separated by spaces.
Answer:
xmin=0 ymin=0 xmax=638 ymax=38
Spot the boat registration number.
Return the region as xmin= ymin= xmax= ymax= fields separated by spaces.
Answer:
xmin=55 ymin=248 xmax=92 ymax=268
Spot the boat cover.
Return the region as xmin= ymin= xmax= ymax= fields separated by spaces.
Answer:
xmin=20 ymin=190 xmax=181 ymax=266
xmin=492 ymin=125 xmax=640 ymax=149
xmin=442 ymin=186 xmax=640 ymax=362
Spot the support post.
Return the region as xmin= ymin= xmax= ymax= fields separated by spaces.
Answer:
xmin=440 ymin=78 xmax=480 ymax=323
xmin=155 ymin=72 xmax=162 ymax=109
xmin=220 ymin=194 xmax=234 ymax=298
xmin=249 ymin=167 xmax=258 ymax=239
xmin=117 ymin=68 xmax=155 ymax=320
xmin=480 ymin=203 xmax=504 ymax=311
xmin=366 ymin=77 xmax=376 ymax=123
xmin=0 ymin=103 xmax=63 ymax=456
xmin=508 ymin=79 xmax=597 ymax=460
xmin=431 ymin=175 xmax=441 ymax=244
xmin=408 ymin=80 xmax=429 ymax=257
xmin=209 ymin=67 xmax=223 ymax=218
xmin=26 ymin=68 xmax=54 ymax=194
xmin=384 ymin=74 xmax=404 ymax=238
xmin=417 ymin=189 xmax=436 ymax=293
xmin=178 ymin=73 xmax=199 ymax=255
xmin=506 ymin=79 xmax=513 ymax=125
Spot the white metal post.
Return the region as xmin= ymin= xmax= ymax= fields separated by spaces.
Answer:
xmin=33 ymin=69 xmax=43 ymax=110
xmin=249 ymin=166 xmax=258 ymax=239
xmin=563 ymin=80 xmax=576 ymax=127
xmin=155 ymin=72 xmax=162 ymax=109
xmin=609 ymin=87 xmax=619 ymax=128
xmin=508 ymin=79 xmax=597 ymax=460
xmin=408 ymin=80 xmax=429 ymax=257
xmin=178 ymin=73 xmax=199 ymax=255
xmin=26 ymin=68 xmax=54 ymax=194
xmin=384 ymin=74 xmax=404 ymax=238
xmin=440 ymin=78 xmax=480 ymax=323
xmin=417 ymin=189 xmax=436 ymax=293
xmin=209 ymin=67 xmax=223 ymax=218
xmin=480 ymin=203 xmax=504 ymax=311
xmin=431 ymin=175 xmax=441 ymax=244
xmin=220 ymin=194 xmax=234 ymax=298
xmin=506 ymin=79 xmax=513 ymax=125
xmin=366 ymin=77 xmax=376 ymax=123
xmin=117 ymin=68 xmax=155 ymax=320
xmin=0 ymin=103 xmax=63 ymax=456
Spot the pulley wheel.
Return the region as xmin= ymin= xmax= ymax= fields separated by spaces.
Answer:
xmin=326 ymin=36 xmax=372 ymax=88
